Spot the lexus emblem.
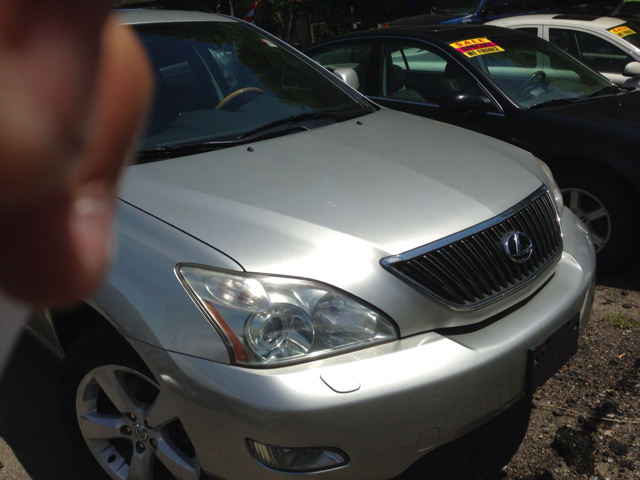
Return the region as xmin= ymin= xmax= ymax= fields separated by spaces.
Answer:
xmin=133 ymin=423 xmax=149 ymax=441
xmin=503 ymin=231 xmax=533 ymax=263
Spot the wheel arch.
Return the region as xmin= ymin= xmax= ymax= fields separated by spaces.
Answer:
xmin=50 ymin=302 xmax=125 ymax=355
xmin=542 ymin=154 xmax=640 ymax=269
xmin=542 ymin=155 xmax=640 ymax=202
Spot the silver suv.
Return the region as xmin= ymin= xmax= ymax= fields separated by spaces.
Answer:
xmin=28 ymin=9 xmax=596 ymax=480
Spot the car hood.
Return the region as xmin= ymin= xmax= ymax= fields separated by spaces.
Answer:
xmin=539 ymin=91 xmax=640 ymax=127
xmin=120 ymin=108 xmax=544 ymax=287
xmin=509 ymin=91 xmax=640 ymax=173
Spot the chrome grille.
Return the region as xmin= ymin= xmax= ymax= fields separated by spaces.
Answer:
xmin=381 ymin=187 xmax=562 ymax=310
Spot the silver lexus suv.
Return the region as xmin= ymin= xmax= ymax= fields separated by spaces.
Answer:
xmin=28 ymin=9 xmax=596 ymax=480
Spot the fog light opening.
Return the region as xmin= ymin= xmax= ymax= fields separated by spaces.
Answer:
xmin=246 ymin=439 xmax=349 ymax=473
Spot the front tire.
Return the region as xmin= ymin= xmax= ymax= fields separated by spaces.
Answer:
xmin=60 ymin=328 xmax=201 ymax=480
xmin=555 ymin=170 xmax=637 ymax=269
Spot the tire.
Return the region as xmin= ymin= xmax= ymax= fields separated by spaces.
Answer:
xmin=60 ymin=327 xmax=201 ymax=480
xmin=554 ymin=169 xmax=637 ymax=270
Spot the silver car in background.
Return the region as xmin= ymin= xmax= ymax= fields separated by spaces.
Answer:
xmin=487 ymin=14 xmax=640 ymax=88
xmin=26 ymin=9 xmax=596 ymax=480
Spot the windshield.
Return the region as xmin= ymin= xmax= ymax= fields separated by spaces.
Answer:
xmin=452 ymin=32 xmax=612 ymax=108
xmin=134 ymin=22 xmax=366 ymax=151
xmin=610 ymin=0 xmax=640 ymax=19
xmin=607 ymin=21 xmax=640 ymax=48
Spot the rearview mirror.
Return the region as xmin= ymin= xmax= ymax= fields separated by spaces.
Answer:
xmin=623 ymin=61 xmax=640 ymax=77
xmin=439 ymin=92 xmax=492 ymax=112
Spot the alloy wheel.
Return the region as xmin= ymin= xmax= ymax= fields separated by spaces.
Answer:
xmin=561 ymin=187 xmax=610 ymax=253
xmin=75 ymin=364 xmax=200 ymax=480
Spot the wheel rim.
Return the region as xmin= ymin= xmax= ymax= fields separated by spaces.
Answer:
xmin=561 ymin=187 xmax=610 ymax=253
xmin=76 ymin=365 xmax=200 ymax=480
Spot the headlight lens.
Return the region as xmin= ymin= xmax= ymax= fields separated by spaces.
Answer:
xmin=536 ymin=157 xmax=563 ymax=214
xmin=177 ymin=265 xmax=397 ymax=366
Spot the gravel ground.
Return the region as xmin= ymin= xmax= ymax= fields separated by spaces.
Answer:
xmin=1 ymin=269 xmax=638 ymax=480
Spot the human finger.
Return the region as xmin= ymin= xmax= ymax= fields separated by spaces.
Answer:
xmin=0 ymin=0 xmax=111 ymax=214
xmin=0 ymin=17 xmax=153 ymax=306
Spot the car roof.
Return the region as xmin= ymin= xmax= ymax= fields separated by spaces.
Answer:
xmin=488 ymin=13 xmax=630 ymax=29
xmin=115 ymin=8 xmax=237 ymax=25
xmin=308 ymin=24 xmax=522 ymax=48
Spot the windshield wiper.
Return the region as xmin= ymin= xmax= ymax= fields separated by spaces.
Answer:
xmin=135 ymin=124 xmax=311 ymax=162
xmin=237 ymin=108 xmax=371 ymax=140
xmin=136 ymin=141 xmax=242 ymax=162
xmin=136 ymin=107 xmax=373 ymax=162
xmin=527 ymin=97 xmax=583 ymax=110
xmin=528 ymin=85 xmax=632 ymax=110
xmin=583 ymin=85 xmax=628 ymax=98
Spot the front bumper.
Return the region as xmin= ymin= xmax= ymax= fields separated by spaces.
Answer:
xmin=133 ymin=210 xmax=596 ymax=480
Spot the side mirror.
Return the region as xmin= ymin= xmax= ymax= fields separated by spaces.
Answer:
xmin=623 ymin=61 xmax=640 ymax=77
xmin=332 ymin=67 xmax=360 ymax=90
xmin=439 ymin=92 xmax=492 ymax=112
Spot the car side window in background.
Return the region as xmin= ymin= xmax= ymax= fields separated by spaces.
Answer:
xmin=306 ymin=40 xmax=374 ymax=93
xmin=379 ymin=42 xmax=479 ymax=104
xmin=516 ymin=27 xmax=539 ymax=37
xmin=208 ymin=48 xmax=239 ymax=93
xmin=549 ymin=28 xmax=633 ymax=74
xmin=158 ymin=61 xmax=200 ymax=88
xmin=548 ymin=28 xmax=580 ymax=58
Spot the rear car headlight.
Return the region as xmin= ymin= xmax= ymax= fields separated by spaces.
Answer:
xmin=176 ymin=264 xmax=397 ymax=366
xmin=536 ymin=157 xmax=564 ymax=214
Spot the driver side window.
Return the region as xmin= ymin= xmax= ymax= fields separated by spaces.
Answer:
xmin=379 ymin=42 xmax=481 ymax=104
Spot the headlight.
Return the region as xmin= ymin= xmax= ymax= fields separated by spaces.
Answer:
xmin=536 ymin=157 xmax=563 ymax=214
xmin=176 ymin=264 xmax=398 ymax=366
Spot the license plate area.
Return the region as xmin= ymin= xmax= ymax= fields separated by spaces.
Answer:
xmin=526 ymin=311 xmax=580 ymax=395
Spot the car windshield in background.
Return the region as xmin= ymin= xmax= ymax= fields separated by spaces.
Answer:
xmin=609 ymin=21 xmax=640 ymax=48
xmin=455 ymin=33 xmax=613 ymax=107
xmin=610 ymin=0 xmax=640 ymax=18
xmin=135 ymin=22 xmax=368 ymax=154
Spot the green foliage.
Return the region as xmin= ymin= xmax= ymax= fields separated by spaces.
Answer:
xmin=604 ymin=311 xmax=639 ymax=329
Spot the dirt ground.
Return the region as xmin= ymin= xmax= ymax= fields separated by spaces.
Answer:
xmin=396 ymin=268 xmax=640 ymax=480
xmin=504 ymin=272 xmax=640 ymax=480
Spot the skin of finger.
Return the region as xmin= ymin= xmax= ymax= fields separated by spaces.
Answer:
xmin=0 ymin=19 xmax=153 ymax=306
xmin=0 ymin=0 xmax=111 ymax=214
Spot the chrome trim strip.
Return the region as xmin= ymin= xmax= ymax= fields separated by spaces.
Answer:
xmin=380 ymin=185 xmax=563 ymax=311
xmin=382 ymin=185 xmax=549 ymax=265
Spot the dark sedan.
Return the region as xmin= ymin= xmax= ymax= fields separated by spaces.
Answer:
xmin=305 ymin=25 xmax=640 ymax=268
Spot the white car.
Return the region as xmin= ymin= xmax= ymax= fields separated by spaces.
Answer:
xmin=488 ymin=14 xmax=640 ymax=87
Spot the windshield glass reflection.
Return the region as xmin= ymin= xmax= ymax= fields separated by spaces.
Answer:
xmin=461 ymin=32 xmax=612 ymax=108
xmin=135 ymin=22 xmax=365 ymax=150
